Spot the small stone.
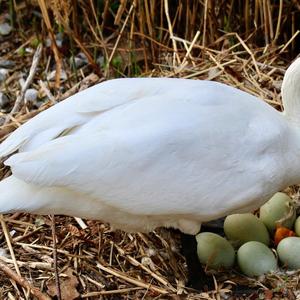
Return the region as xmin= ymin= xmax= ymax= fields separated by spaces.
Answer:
xmin=45 ymin=38 xmax=51 ymax=48
xmin=71 ymin=52 xmax=88 ymax=68
xmin=0 ymin=60 xmax=15 ymax=68
xmin=97 ymin=55 xmax=104 ymax=67
xmin=25 ymin=88 xmax=38 ymax=103
xmin=0 ymin=248 xmax=7 ymax=257
xmin=0 ymin=23 xmax=12 ymax=36
xmin=72 ymin=57 xmax=84 ymax=68
xmin=0 ymin=68 xmax=8 ymax=82
xmin=45 ymin=33 xmax=64 ymax=48
xmin=55 ymin=32 xmax=64 ymax=48
xmin=273 ymin=80 xmax=282 ymax=90
xmin=47 ymin=69 xmax=67 ymax=81
xmin=0 ymin=92 xmax=9 ymax=107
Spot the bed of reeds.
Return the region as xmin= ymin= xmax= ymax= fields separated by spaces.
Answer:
xmin=0 ymin=0 xmax=300 ymax=299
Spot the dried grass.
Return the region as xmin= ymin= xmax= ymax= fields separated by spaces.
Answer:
xmin=0 ymin=1 xmax=300 ymax=299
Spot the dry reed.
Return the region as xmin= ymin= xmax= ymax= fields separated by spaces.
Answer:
xmin=0 ymin=1 xmax=299 ymax=299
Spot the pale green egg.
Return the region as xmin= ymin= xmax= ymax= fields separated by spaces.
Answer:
xmin=259 ymin=192 xmax=296 ymax=232
xmin=294 ymin=216 xmax=300 ymax=236
xmin=224 ymin=213 xmax=270 ymax=246
xmin=196 ymin=232 xmax=235 ymax=269
xmin=277 ymin=237 xmax=300 ymax=269
xmin=237 ymin=241 xmax=277 ymax=276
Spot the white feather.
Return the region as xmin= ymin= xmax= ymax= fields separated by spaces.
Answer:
xmin=1 ymin=69 xmax=300 ymax=234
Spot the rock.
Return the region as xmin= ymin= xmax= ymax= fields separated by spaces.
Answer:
xmin=47 ymin=69 xmax=67 ymax=81
xmin=0 ymin=248 xmax=7 ymax=257
xmin=25 ymin=88 xmax=38 ymax=103
xmin=0 ymin=60 xmax=15 ymax=68
xmin=97 ymin=55 xmax=104 ymax=67
xmin=0 ymin=69 xmax=8 ymax=82
xmin=0 ymin=23 xmax=12 ymax=36
xmin=45 ymin=32 xmax=64 ymax=48
xmin=71 ymin=52 xmax=88 ymax=68
xmin=55 ymin=32 xmax=64 ymax=48
xmin=0 ymin=92 xmax=9 ymax=107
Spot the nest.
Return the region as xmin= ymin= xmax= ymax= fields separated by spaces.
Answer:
xmin=0 ymin=1 xmax=300 ymax=299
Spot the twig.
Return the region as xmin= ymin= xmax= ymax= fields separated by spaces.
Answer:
xmin=0 ymin=217 xmax=27 ymax=298
xmin=235 ymin=33 xmax=260 ymax=76
xmin=0 ymin=258 xmax=51 ymax=300
xmin=0 ymin=255 xmax=51 ymax=270
xmin=0 ymin=215 xmax=24 ymax=298
xmin=97 ymin=262 xmax=168 ymax=294
xmin=50 ymin=215 xmax=62 ymax=300
xmin=4 ymin=44 xmax=42 ymax=125
xmin=82 ymin=287 xmax=143 ymax=298
xmin=112 ymin=242 xmax=176 ymax=291
xmin=164 ymin=0 xmax=181 ymax=66
xmin=37 ymin=0 xmax=61 ymax=87
xmin=74 ymin=217 xmax=88 ymax=230
xmin=107 ymin=4 xmax=135 ymax=69
xmin=38 ymin=80 xmax=56 ymax=104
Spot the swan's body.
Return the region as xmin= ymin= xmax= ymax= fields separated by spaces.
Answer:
xmin=0 ymin=59 xmax=300 ymax=235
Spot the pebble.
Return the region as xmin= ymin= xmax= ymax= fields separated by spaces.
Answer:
xmin=72 ymin=52 xmax=88 ymax=68
xmin=97 ymin=55 xmax=104 ymax=67
xmin=0 ymin=60 xmax=15 ymax=68
xmin=47 ymin=69 xmax=67 ymax=81
xmin=45 ymin=32 xmax=64 ymax=48
xmin=0 ymin=68 xmax=8 ymax=82
xmin=0 ymin=92 xmax=9 ymax=107
xmin=0 ymin=23 xmax=12 ymax=36
xmin=25 ymin=88 xmax=38 ymax=103
xmin=0 ymin=248 xmax=7 ymax=257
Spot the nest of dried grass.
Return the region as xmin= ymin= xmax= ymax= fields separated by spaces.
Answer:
xmin=0 ymin=1 xmax=300 ymax=299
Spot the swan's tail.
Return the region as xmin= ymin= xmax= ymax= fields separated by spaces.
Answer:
xmin=0 ymin=175 xmax=97 ymax=218
xmin=0 ymin=176 xmax=41 ymax=214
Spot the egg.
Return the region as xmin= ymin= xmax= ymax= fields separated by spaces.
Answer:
xmin=294 ymin=216 xmax=300 ymax=236
xmin=259 ymin=192 xmax=296 ymax=232
xmin=196 ymin=232 xmax=235 ymax=269
xmin=237 ymin=241 xmax=277 ymax=276
xmin=277 ymin=237 xmax=300 ymax=269
xmin=224 ymin=213 xmax=269 ymax=246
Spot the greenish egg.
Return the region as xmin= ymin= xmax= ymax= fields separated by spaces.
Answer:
xmin=277 ymin=237 xmax=300 ymax=269
xmin=237 ymin=241 xmax=277 ymax=276
xmin=224 ymin=213 xmax=270 ymax=246
xmin=259 ymin=192 xmax=296 ymax=232
xmin=294 ymin=216 xmax=300 ymax=236
xmin=196 ymin=232 xmax=235 ymax=269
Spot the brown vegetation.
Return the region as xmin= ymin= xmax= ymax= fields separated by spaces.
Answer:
xmin=0 ymin=0 xmax=299 ymax=299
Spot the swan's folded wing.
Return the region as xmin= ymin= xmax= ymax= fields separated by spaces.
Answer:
xmin=0 ymin=78 xmax=172 ymax=156
xmin=4 ymin=121 xmax=216 ymax=216
xmin=4 ymin=109 xmax=282 ymax=218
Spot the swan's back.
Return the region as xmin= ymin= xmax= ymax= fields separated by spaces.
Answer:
xmin=0 ymin=78 xmax=295 ymax=234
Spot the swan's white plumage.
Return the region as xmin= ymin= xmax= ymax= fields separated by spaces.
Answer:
xmin=1 ymin=66 xmax=300 ymax=234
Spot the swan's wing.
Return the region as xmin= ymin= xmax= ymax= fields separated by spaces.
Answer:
xmin=0 ymin=78 xmax=193 ymax=156
xmin=4 ymin=88 xmax=287 ymax=217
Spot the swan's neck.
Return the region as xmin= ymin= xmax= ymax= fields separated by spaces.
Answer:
xmin=282 ymin=58 xmax=300 ymax=124
xmin=285 ymin=123 xmax=300 ymax=186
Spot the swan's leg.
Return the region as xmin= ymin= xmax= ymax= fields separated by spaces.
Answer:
xmin=181 ymin=218 xmax=225 ymax=290
xmin=180 ymin=232 xmax=214 ymax=291
xmin=182 ymin=218 xmax=261 ymax=296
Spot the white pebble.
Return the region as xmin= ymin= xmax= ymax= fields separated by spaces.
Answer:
xmin=47 ymin=69 xmax=67 ymax=81
xmin=25 ymin=88 xmax=38 ymax=103
xmin=0 ymin=68 xmax=8 ymax=82
xmin=0 ymin=23 xmax=12 ymax=36
xmin=0 ymin=60 xmax=15 ymax=68
xmin=0 ymin=248 xmax=7 ymax=257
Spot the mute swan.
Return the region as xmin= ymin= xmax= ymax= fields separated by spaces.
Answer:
xmin=0 ymin=58 xmax=299 ymax=289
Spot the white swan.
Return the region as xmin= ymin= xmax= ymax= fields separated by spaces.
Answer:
xmin=0 ymin=58 xmax=299 ymax=235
